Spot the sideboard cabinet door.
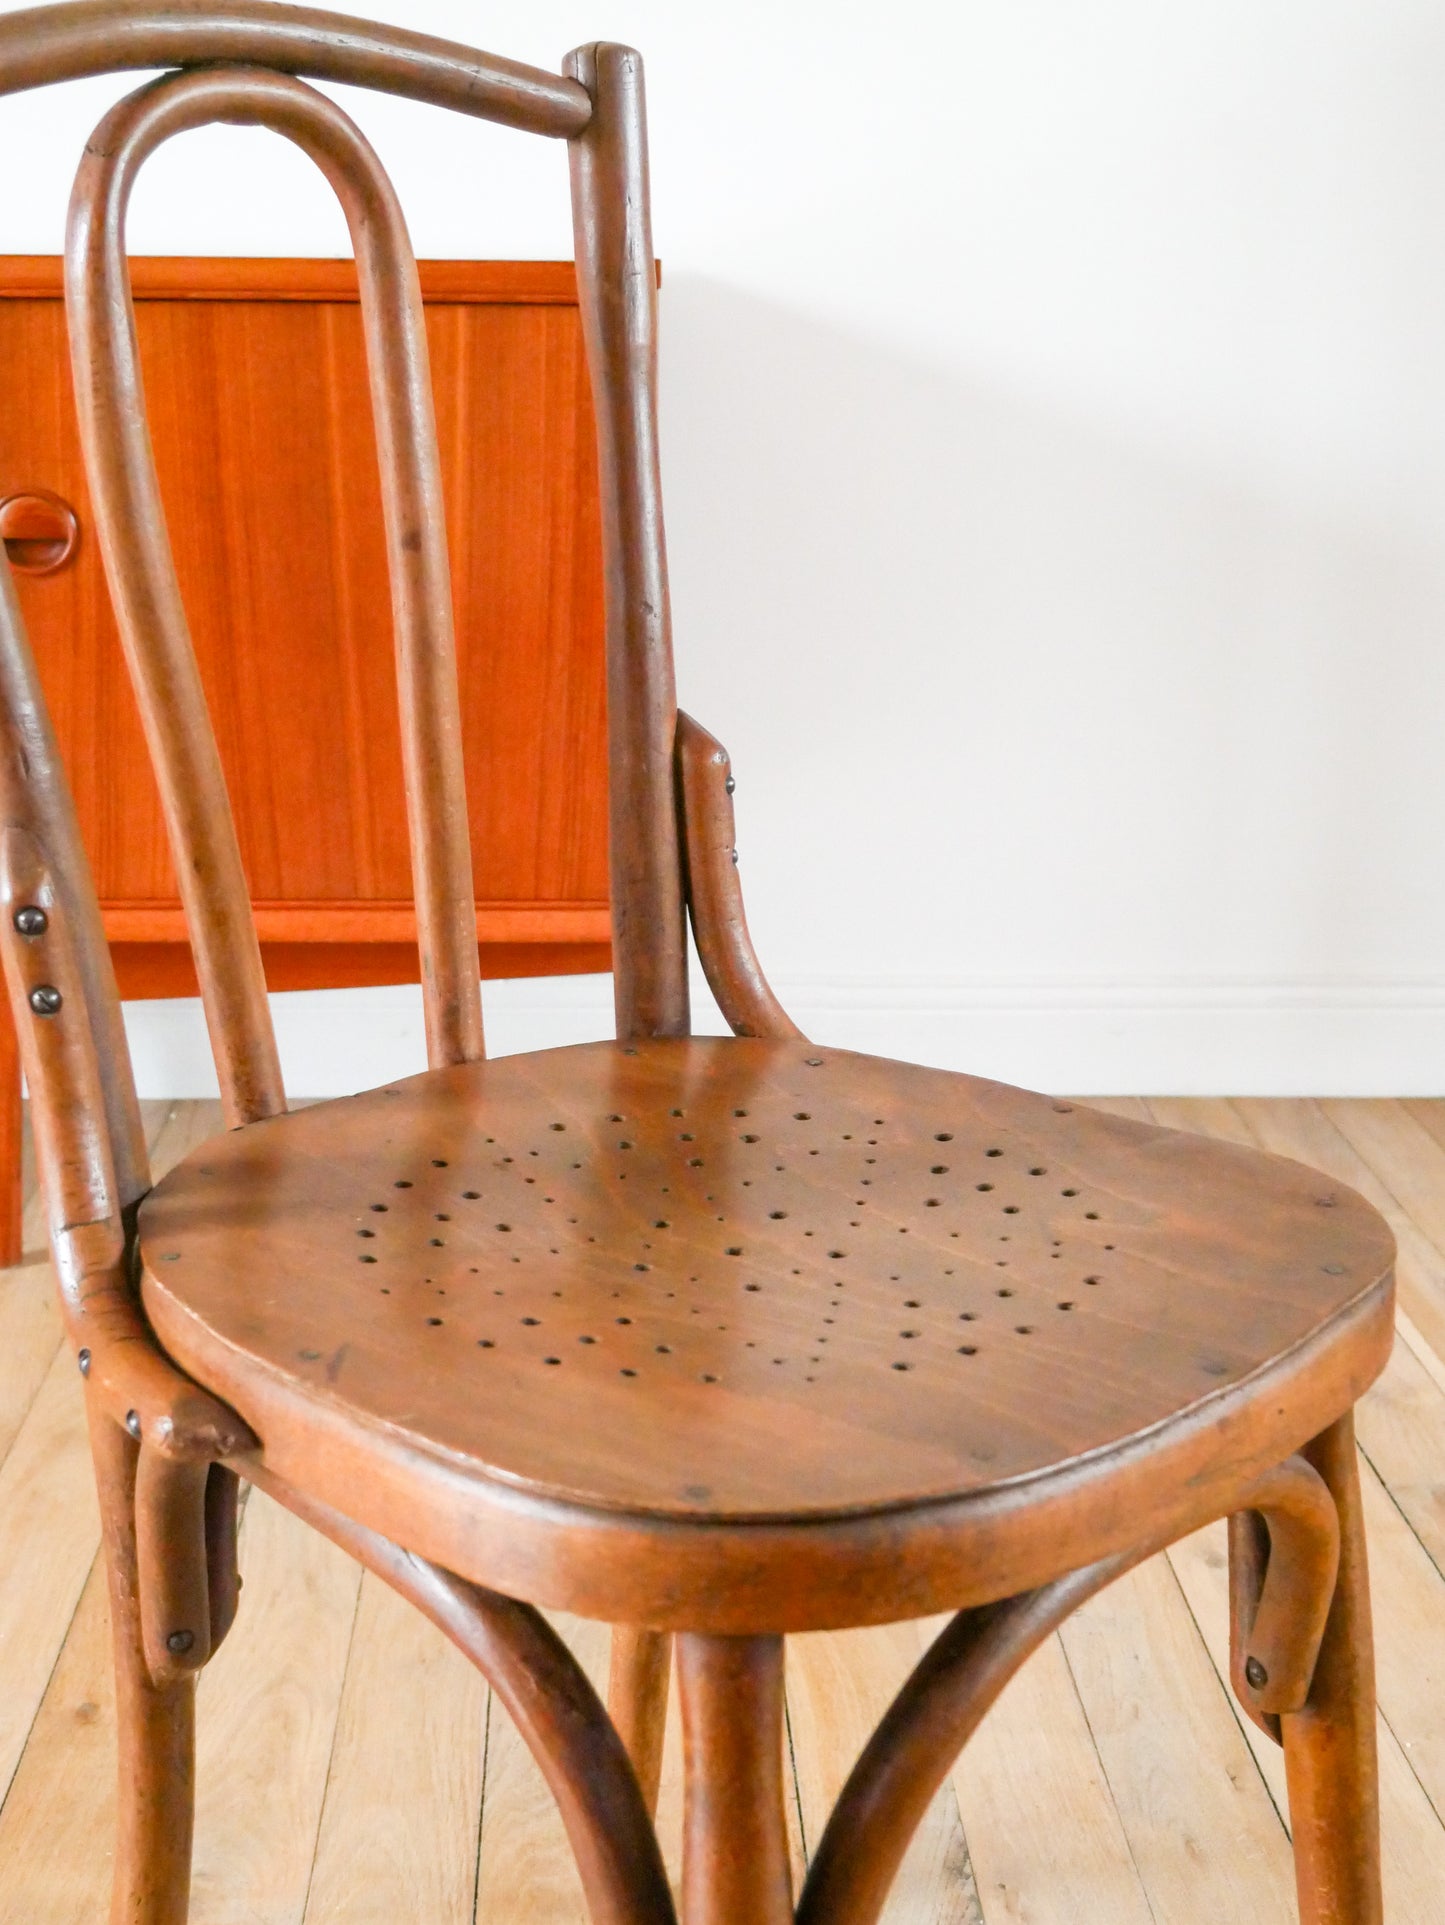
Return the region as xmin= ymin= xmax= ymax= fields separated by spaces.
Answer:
xmin=0 ymin=257 xmax=611 ymax=975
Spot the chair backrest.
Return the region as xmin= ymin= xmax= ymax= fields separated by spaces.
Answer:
xmin=0 ymin=5 xmax=691 ymax=1256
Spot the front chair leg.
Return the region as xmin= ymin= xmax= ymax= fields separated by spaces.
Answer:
xmin=676 ymin=1634 xmax=793 ymax=1925
xmin=1280 ymin=1411 xmax=1383 ymax=1925
xmin=608 ymin=1626 xmax=672 ymax=1816
xmin=90 ymin=1409 xmax=197 ymax=1925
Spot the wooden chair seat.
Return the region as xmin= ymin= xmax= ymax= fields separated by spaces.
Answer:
xmin=138 ymin=1037 xmax=1394 ymax=1630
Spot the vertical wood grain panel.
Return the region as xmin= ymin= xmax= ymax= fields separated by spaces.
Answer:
xmin=0 ymin=262 xmax=609 ymax=941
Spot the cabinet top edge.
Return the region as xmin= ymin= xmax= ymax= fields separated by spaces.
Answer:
xmin=0 ymin=256 xmax=661 ymax=305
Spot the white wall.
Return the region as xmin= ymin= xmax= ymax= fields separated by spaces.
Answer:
xmin=2 ymin=0 xmax=1443 ymax=1094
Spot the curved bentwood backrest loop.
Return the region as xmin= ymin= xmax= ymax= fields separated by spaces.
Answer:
xmin=0 ymin=1 xmax=593 ymax=134
xmin=0 ymin=0 xmax=690 ymax=1123
xmin=66 ymin=65 xmax=486 ymax=1115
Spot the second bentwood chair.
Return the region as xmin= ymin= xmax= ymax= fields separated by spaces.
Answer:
xmin=0 ymin=6 xmax=1397 ymax=1924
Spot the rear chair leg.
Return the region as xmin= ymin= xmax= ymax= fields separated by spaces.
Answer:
xmin=90 ymin=1410 xmax=196 ymax=1925
xmin=608 ymin=1625 xmax=672 ymax=1816
xmin=1281 ymin=1412 xmax=1383 ymax=1925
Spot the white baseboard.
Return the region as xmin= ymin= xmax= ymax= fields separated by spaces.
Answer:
xmin=114 ymin=971 xmax=1445 ymax=1099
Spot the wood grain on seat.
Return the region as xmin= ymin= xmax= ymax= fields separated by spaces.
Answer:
xmin=139 ymin=1039 xmax=1393 ymax=1528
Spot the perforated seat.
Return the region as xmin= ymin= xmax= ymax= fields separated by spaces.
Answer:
xmin=139 ymin=1037 xmax=1393 ymax=1618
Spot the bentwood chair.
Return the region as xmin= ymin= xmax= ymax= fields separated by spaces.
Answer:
xmin=0 ymin=6 xmax=1397 ymax=1923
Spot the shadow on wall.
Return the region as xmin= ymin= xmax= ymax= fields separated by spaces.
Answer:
xmin=122 ymin=274 xmax=1445 ymax=1099
xmin=659 ymin=274 xmax=1445 ymax=1000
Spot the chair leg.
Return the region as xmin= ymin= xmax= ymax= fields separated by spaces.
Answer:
xmin=608 ymin=1626 xmax=672 ymax=1817
xmin=1280 ymin=1411 xmax=1382 ymax=1925
xmin=90 ymin=1408 xmax=196 ymax=1925
xmin=676 ymin=1633 xmax=792 ymax=1925
xmin=0 ymin=998 xmax=21 ymax=1268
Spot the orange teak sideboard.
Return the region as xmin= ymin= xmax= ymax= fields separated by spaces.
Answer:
xmin=0 ymin=255 xmax=615 ymax=1261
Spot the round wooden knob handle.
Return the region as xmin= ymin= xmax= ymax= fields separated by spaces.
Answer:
xmin=0 ymin=489 xmax=79 ymax=575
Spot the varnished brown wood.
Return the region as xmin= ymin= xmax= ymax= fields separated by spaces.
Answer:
xmin=68 ymin=64 xmax=486 ymax=1103
xmin=1228 ymin=1506 xmax=1277 ymax=1740
xmin=134 ymin=1449 xmax=213 ymax=1683
xmin=247 ymin=1467 xmax=678 ymax=1925
xmin=677 ymin=712 xmax=803 ymax=1041
xmin=0 ymin=13 xmax=1397 ymax=1924
xmin=0 ymin=1 xmax=591 ymax=137
xmin=1229 ymin=1452 xmax=1340 ymax=1721
xmin=608 ymin=1625 xmax=672 ymax=1817
xmin=0 ymin=820 xmax=252 ymax=1459
xmin=0 ymin=254 xmax=642 ymax=302
xmin=0 ymin=994 xmax=18 ymax=1265
xmin=677 ymin=1634 xmax=792 ymax=1925
xmin=796 ymin=1549 xmax=1139 ymax=1925
xmin=202 ymin=1462 xmax=242 ymax=1652
xmin=567 ymin=42 xmax=689 ymax=1041
xmin=802 ymin=1433 xmax=1349 ymax=1925
xmin=141 ymin=1038 xmax=1393 ymax=1629
xmin=1282 ymin=1412 xmax=1383 ymax=1925
xmin=90 ymin=1406 xmax=196 ymax=1925
xmin=0 ymin=521 xmax=146 ymax=1210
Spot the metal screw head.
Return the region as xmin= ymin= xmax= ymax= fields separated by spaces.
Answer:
xmin=76 ymin=1347 xmax=91 ymax=1377
xmin=724 ymin=774 xmax=736 ymax=794
xmin=125 ymin=1409 xmax=141 ymax=1439
xmin=730 ymin=847 xmax=739 ymax=865
xmin=12 ymin=905 xmax=46 ymax=937
xmin=1245 ymin=1655 xmax=1269 ymax=1690
xmin=28 ymin=983 xmax=61 ymax=1016
xmin=166 ymin=1629 xmax=195 ymax=1656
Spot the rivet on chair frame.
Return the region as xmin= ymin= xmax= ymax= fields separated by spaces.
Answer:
xmin=124 ymin=1410 xmax=141 ymax=1439
xmin=12 ymin=904 xmax=47 ymax=936
xmin=165 ymin=1629 xmax=195 ymax=1656
xmin=1245 ymin=1655 xmax=1269 ymax=1690
xmin=28 ymin=983 xmax=61 ymax=1015
xmin=76 ymin=1347 xmax=91 ymax=1377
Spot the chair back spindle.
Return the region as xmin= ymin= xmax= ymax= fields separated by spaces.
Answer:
xmin=567 ymin=43 xmax=689 ymax=1040
xmin=65 ymin=64 xmax=485 ymax=1115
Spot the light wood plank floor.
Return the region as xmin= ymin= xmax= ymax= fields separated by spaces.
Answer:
xmin=2 ymin=1096 xmax=1445 ymax=1921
